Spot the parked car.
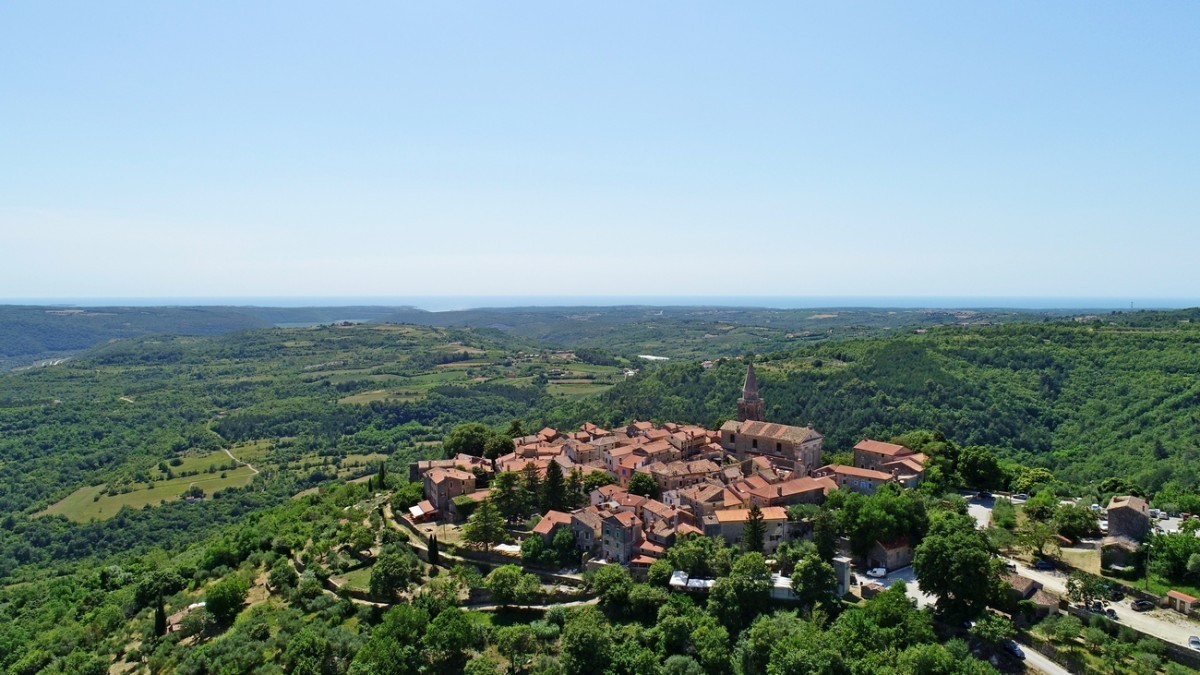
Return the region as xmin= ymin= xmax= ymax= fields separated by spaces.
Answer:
xmin=1033 ymin=559 xmax=1054 ymax=570
xmin=1108 ymin=588 xmax=1125 ymax=601
xmin=1132 ymin=600 xmax=1156 ymax=612
xmin=1106 ymin=608 xmax=1119 ymax=621
xmin=1089 ymin=600 xmax=1104 ymax=613
xmin=1003 ymin=561 xmax=1017 ymax=572
xmin=1013 ymin=493 xmax=1029 ymax=501
xmin=1003 ymin=641 xmax=1025 ymax=659
xmin=865 ymin=567 xmax=887 ymax=578
xmin=1188 ymin=636 xmax=1200 ymax=651
xmin=977 ymin=491 xmax=993 ymax=500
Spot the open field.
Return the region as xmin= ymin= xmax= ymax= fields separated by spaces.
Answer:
xmin=39 ymin=466 xmax=257 ymax=522
xmin=547 ymin=381 xmax=613 ymax=398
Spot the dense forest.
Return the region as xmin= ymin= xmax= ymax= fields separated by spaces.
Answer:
xmin=541 ymin=318 xmax=1200 ymax=491
xmin=4 ymin=308 xmax=1200 ymax=673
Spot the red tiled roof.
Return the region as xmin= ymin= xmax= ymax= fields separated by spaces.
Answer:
xmin=533 ymin=510 xmax=573 ymax=535
xmin=854 ymin=439 xmax=912 ymax=457
xmin=713 ymin=506 xmax=788 ymax=523
xmin=1168 ymin=590 xmax=1197 ymax=603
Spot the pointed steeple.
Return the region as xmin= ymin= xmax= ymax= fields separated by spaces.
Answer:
xmin=742 ymin=361 xmax=760 ymax=402
xmin=737 ymin=360 xmax=765 ymax=422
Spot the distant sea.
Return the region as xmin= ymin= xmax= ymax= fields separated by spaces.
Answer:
xmin=3 ymin=296 xmax=1198 ymax=311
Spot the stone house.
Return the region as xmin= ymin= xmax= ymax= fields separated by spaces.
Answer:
xmin=1107 ymin=495 xmax=1151 ymax=542
xmin=867 ymin=537 xmax=914 ymax=571
xmin=423 ymin=467 xmax=476 ymax=512
xmin=601 ymin=510 xmax=642 ymax=564
xmin=811 ymin=464 xmax=896 ymax=496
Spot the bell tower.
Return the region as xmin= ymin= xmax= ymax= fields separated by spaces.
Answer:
xmin=737 ymin=361 xmax=765 ymax=422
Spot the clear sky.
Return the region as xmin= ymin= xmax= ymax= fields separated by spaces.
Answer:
xmin=2 ymin=2 xmax=1198 ymax=302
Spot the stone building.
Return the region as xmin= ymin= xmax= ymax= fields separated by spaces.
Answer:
xmin=1106 ymin=495 xmax=1151 ymax=542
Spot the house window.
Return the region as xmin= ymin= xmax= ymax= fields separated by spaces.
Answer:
xmin=752 ymin=439 xmax=758 ymax=449
xmin=776 ymin=442 xmax=782 ymax=453
xmin=730 ymin=434 xmax=736 ymax=442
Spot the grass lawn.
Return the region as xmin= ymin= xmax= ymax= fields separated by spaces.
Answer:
xmin=338 ymin=566 xmax=373 ymax=592
xmin=1058 ymin=547 xmax=1101 ymax=574
xmin=39 ymin=465 xmax=257 ymax=522
xmin=547 ymin=381 xmax=613 ymax=398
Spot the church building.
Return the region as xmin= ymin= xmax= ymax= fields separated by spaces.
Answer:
xmin=720 ymin=362 xmax=824 ymax=474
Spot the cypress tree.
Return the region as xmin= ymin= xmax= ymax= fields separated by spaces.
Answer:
xmin=543 ymin=461 xmax=566 ymax=512
xmin=154 ymin=595 xmax=167 ymax=637
xmin=743 ymin=503 xmax=766 ymax=554
xmin=428 ymin=534 xmax=440 ymax=566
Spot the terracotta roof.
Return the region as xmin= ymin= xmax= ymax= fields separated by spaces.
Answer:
xmin=1168 ymin=590 xmax=1197 ymax=603
xmin=593 ymin=484 xmax=627 ymax=499
xmin=630 ymin=555 xmax=657 ymax=565
xmin=632 ymin=421 xmax=654 ymax=431
xmin=426 ymin=467 xmax=474 ymax=483
xmin=814 ymin=464 xmax=894 ymax=481
xmin=713 ymin=506 xmax=788 ymax=523
xmin=1003 ymin=573 xmax=1042 ymax=597
xmin=678 ymin=483 xmax=724 ymax=503
xmin=637 ymin=541 xmax=665 ymax=555
xmin=461 ymin=489 xmax=491 ymax=503
xmin=676 ymin=522 xmax=703 ymax=536
xmin=641 ymin=499 xmax=675 ymax=518
xmin=606 ymin=510 xmax=641 ymax=528
xmin=538 ymin=427 xmax=559 ymax=440
xmin=882 ymin=458 xmax=926 ymax=475
xmin=876 ymin=537 xmax=910 ymax=551
xmin=749 ymin=476 xmax=829 ymax=501
xmin=854 ymin=439 xmax=912 ymax=457
xmin=1030 ymin=589 xmax=1059 ymax=607
xmin=1107 ymin=495 xmax=1149 ymax=514
xmin=736 ymin=420 xmax=822 ymax=444
xmin=571 ymin=508 xmax=603 ymax=531
xmin=533 ymin=510 xmax=573 ymax=535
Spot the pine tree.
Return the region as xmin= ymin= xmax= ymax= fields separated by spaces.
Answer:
xmin=463 ymin=499 xmax=507 ymax=552
xmin=743 ymin=503 xmax=766 ymax=554
xmin=543 ymin=461 xmax=566 ymax=512
xmin=566 ymin=468 xmax=585 ymax=509
xmin=523 ymin=463 xmax=542 ymax=511
xmin=378 ymin=462 xmax=387 ymax=489
xmin=492 ymin=471 xmax=527 ymax=523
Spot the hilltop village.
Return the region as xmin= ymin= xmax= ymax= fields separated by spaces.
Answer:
xmin=410 ymin=363 xmax=930 ymax=575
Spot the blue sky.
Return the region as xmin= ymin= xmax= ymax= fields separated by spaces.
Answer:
xmin=2 ymin=2 xmax=1198 ymax=302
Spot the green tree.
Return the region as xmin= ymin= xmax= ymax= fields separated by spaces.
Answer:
xmin=491 ymin=471 xmax=529 ymax=523
xmin=463 ymin=499 xmax=507 ymax=551
xmin=421 ymin=608 xmax=481 ymax=672
xmin=565 ymin=468 xmax=586 ymax=509
xmin=742 ymin=503 xmax=766 ymax=554
xmin=428 ymin=534 xmax=440 ymax=567
xmin=370 ymin=550 xmax=419 ymax=600
xmin=969 ymin=613 xmax=1016 ymax=654
xmin=268 ymin=557 xmax=298 ymax=592
xmin=443 ymin=423 xmax=498 ymax=458
xmin=205 ymin=574 xmax=250 ymax=625
xmin=506 ymin=419 xmax=525 ymax=439
xmin=812 ymin=507 xmax=840 ymax=561
xmin=1017 ymin=520 xmax=1059 ymax=558
xmin=485 ymin=564 xmax=540 ymax=607
xmin=790 ymin=552 xmax=838 ymax=611
xmin=591 ymin=563 xmax=634 ymax=616
xmin=1023 ymin=490 xmax=1059 ymax=522
xmin=561 ymin=607 xmax=612 ymax=675
xmin=913 ymin=512 xmax=1002 ymax=619
xmin=627 ymin=472 xmax=660 ymax=499
xmin=494 ymin=624 xmax=539 ymax=670
xmin=958 ymin=445 xmax=1003 ymax=489
xmin=542 ymin=460 xmax=566 ymax=511
xmin=1055 ymin=505 xmax=1099 ymax=542
xmin=523 ymin=463 xmax=542 ymax=508
xmin=1065 ymin=571 xmax=1109 ymax=607
xmin=284 ymin=628 xmax=335 ymax=675
xmin=707 ymin=553 xmax=771 ymax=632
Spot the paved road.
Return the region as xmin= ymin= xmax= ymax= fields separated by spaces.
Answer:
xmin=1007 ymin=559 xmax=1200 ymax=648
xmin=1020 ymin=643 xmax=1071 ymax=675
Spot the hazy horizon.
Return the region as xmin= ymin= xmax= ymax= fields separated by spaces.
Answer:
xmin=2 ymin=295 xmax=1196 ymax=313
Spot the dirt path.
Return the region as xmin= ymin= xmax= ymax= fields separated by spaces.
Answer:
xmin=224 ymin=447 xmax=260 ymax=474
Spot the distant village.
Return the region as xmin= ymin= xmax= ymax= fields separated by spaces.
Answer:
xmin=407 ymin=363 xmax=930 ymax=578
